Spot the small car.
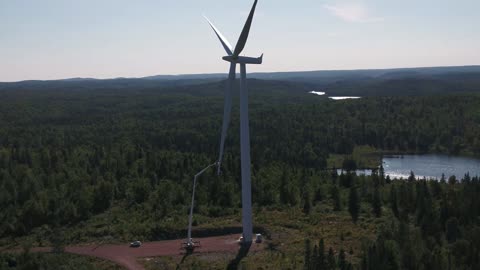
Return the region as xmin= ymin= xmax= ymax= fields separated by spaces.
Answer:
xmin=130 ymin=240 xmax=142 ymax=248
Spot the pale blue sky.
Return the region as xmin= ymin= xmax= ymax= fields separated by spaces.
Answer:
xmin=1 ymin=0 xmax=479 ymax=82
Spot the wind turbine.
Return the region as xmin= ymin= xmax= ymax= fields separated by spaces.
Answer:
xmin=206 ymin=0 xmax=262 ymax=244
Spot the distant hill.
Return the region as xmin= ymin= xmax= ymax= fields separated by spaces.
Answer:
xmin=143 ymin=65 xmax=480 ymax=83
xmin=1 ymin=65 xmax=480 ymax=96
xmin=250 ymin=65 xmax=480 ymax=86
xmin=0 ymin=77 xmax=222 ymax=91
xmin=322 ymin=71 xmax=480 ymax=96
xmin=141 ymin=73 xmax=226 ymax=81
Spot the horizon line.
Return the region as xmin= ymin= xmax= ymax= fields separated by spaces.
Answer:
xmin=1 ymin=64 xmax=479 ymax=83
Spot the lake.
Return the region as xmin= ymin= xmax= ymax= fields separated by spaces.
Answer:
xmin=309 ymin=91 xmax=325 ymax=96
xmin=328 ymin=96 xmax=361 ymax=100
xmin=308 ymin=91 xmax=361 ymax=100
xmin=339 ymin=154 xmax=480 ymax=180
xmin=383 ymin=154 xmax=480 ymax=180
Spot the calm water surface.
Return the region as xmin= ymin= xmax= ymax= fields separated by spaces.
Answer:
xmin=383 ymin=154 xmax=480 ymax=179
xmin=309 ymin=91 xmax=326 ymax=96
xmin=339 ymin=154 xmax=480 ymax=180
xmin=308 ymin=91 xmax=362 ymax=100
xmin=328 ymin=96 xmax=361 ymax=100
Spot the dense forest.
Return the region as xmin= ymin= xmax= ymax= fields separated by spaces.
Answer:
xmin=1 ymin=79 xmax=479 ymax=269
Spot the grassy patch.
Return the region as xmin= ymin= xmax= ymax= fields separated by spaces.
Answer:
xmin=141 ymin=201 xmax=383 ymax=270
xmin=0 ymin=252 xmax=124 ymax=270
xmin=327 ymin=145 xmax=381 ymax=169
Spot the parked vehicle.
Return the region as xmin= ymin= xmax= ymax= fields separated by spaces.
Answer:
xmin=255 ymin=234 xmax=263 ymax=243
xmin=130 ymin=240 xmax=141 ymax=247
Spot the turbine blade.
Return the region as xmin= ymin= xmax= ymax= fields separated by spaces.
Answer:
xmin=233 ymin=0 xmax=258 ymax=57
xmin=204 ymin=16 xmax=233 ymax=56
xmin=217 ymin=63 xmax=236 ymax=175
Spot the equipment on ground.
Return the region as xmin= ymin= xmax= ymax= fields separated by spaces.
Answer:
xmin=185 ymin=162 xmax=217 ymax=251
xmin=181 ymin=238 xmax=201 ymax=253
xmin=255 ymin=233 xmax=263 ymax=243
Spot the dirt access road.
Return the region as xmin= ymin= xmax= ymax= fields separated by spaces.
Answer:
xmin=30 ymin=235 xmax=263 ymax=270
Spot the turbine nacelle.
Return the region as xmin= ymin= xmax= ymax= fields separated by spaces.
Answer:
xmin=222 ymin=54 xmax=263 ymax=65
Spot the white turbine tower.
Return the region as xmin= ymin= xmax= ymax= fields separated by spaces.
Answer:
xmin=206 ymin=0 xmax=262 ymax=244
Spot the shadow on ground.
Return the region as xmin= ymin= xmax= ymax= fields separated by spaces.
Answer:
xmin=175 ymin=249 xmax=192 ymax=270
xmin=226 ymin=242 xmax=251 ymax=270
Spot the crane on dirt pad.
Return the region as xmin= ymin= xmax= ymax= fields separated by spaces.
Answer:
xmin=182 ymin=162 xmax=217 ymax=253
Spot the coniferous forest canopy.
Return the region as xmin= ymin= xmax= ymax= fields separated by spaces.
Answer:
xmin=1 ymin=77 xmax=480 ymax=269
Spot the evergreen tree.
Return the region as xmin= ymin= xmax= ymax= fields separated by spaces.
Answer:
xmin=390 ymin=185 xmax=399 ymax=219
xmin=304 ymin=239 xmax=312 ymax=270
xmin=440 ymin=173 xmax=446 ymax=183
xmin=280 ymin=169 xmax=299 ymax=206
xmin=340 ymin=172 xmax=354 ymax=188
xmin=379 ymin=165 xmax=385 ymax=185
xmin=342 ymin=158 xmax=357 ymax=172
xmin=439 ymin=195 xmax=449 ymax=226
xmin=332 ymin=186 xmax=342 ymax=211
xmin=303 ymin=189 xmax=312 ymax=215
xmin=317 ymin=239 xmax=325 ymax=270
xmin=92 ymin=179 xmax=114 ymax=213
xmin=368 ymin=244 xmax=379 ymax=270
xmin=372 ymin=169 xmax=380 ymax=187
xmin=446 ymin=217 xmax=460 ymax=243
xmin=348 ymin=186 xmax=360 ymax=223
xmin=385 ymin=175 xmax=392 ymax=184
xmin=327 ymin=248 xmax=336 ymax=270
xmin=361 ymin=253 xmax=368 ymax=270
xmin=280 ymin=169 xmax=289 ymax=205
xmin=338 ymin=248 xmax=347 ymax=270
xmin=448 ymin=175 xmax=457 ymax=185
xmin=372 ymin=186 xmax=382 ymax=217
xmin=331 ymin=168 xmax=338 ymax=181
xmin=408 ymin=171 xmax=416 ymax=182
xmin=314 ymin=186 xmax=323 ymax=203
xmin=417 ymin=181 xmax=439 ymax=238
xmin=312 ymin=245 xmax=319 ymax=270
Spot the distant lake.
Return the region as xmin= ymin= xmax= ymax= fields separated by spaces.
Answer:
xmin=338 ymin=154 xmax=480 ymax=180
xmin=329 ymin=96 xmax=361 ymax=100
xmin=308 ymin=91 xmax=362 ymax=100
xmin=309 ymin=91 xmax=325 ymax=96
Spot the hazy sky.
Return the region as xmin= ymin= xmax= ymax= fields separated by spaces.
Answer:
xmin=1 ymin=0 xmax=479 ymax=82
